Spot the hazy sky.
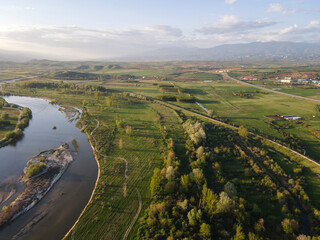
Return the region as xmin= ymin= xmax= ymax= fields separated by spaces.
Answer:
xmin=0 ymin=0 xmax=319 ymax=60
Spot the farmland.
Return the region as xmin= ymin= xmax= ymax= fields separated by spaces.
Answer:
xmin=1 ymin=61 xmax=320 ymax=239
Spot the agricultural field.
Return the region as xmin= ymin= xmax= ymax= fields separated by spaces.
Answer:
xmin=1 ymin=61 xmax=320 ymax=239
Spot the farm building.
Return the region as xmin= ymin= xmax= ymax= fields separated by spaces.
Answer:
xmin=281 ymin=115 xmax=302 ymax=120
xmin=280 ymin=79 xmax=296 ymax=83
xmin=297 ymin=79 xmax=312 ymax=83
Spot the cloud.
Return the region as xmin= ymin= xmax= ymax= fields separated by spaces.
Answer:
xmin=0 ymin=20 xmax=319 ymax=60
xmin=196 ymin=15 xmax=276 ymax=35
xmin=224 ymin=0 xmax=237 ymax=4
xmin=0 ymin=25 xmax=184 ymax=60
xmin=276 ymin=20 xmax=320 ymax=36
xmin=267 ymin=3 xmax=296 ymax=15
xmin=190 ymin=19 xmax=320 ymax=48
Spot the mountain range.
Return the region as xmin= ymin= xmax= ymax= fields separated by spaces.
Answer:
xmin=1 ymin=41 xmax=320 ymax=62
xmin=120 ymin=41 xmax=320 ymax=61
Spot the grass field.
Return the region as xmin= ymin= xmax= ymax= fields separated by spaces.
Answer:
xmin=65 ymin=98 xmax=164 ymax=240
xmin=159 ymin=80 xmax=320 ymax=161
xmin=0 ymin=106 xmax=20 ymax=139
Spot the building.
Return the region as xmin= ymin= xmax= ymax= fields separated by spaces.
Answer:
xmin=280 ymin=79 xmax=294 ymax=83
xmin=242 ymin=77 xmax=257 ymax=80
xmin=281 ymin=115 xmax=302 ymax=120
xmin=297 ymin=79 xmax=312 ymax=83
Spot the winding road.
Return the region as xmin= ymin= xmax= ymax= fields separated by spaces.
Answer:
xmin=225 ymin=74 xmax=320 ymax=103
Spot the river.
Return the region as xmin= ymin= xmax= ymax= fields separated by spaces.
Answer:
xmin=0 ymin=96 xmax=98 ymax=240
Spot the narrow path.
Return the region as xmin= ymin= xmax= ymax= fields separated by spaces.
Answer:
xmin=117 ymin=157 xmax=128 ymax=179
xmin=91 ymin=121 xmax=142 ymax=240
xmin=66 ymin=119 xmax=142 ymax=240
xmin=116 ymin=157 xmax=142 ymax=240
xmin=225 ymin=74 xmax=320 ymax=103
xmin=122 ymin=189 xmax=142 ymax=240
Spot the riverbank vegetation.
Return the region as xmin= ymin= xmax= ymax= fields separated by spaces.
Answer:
xmin=1 ymin=61 xmax=320 ymax=239
xmin=0 ymin=97 xmax=32 ymax=147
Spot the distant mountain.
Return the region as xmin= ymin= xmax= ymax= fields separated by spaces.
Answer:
xmin=0 ymin=50 xmax=33 ymax=62
xmin=1 ymin=41 xmax=320 ymax=62
xmin=117 ymin=41 xmax=320 ymax=61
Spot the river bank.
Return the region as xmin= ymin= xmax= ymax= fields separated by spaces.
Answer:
xmin=0 ymin=97 xmax=32 ymax=148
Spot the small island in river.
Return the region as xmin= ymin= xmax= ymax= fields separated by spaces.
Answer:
xmin=0 ymin=143 xmax=73 ymax=228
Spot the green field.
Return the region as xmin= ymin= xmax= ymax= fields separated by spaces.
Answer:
xmin=1 ymin=61 xmax=320 ymax=238
xmin=0 ymin=104 xmax=20 ymax=139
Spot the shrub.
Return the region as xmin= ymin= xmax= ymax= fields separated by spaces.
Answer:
xmin=157 ymin=95 xmax=177 ymax=101
xmin=26 ymin=163 xmax=46 ymax=178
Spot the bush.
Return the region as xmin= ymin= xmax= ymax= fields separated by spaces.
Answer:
xmin=157 ymin=95 xmax=177 ymax=101
xmin=176 ymin=96 xmax=195 ymax=103
xmin=26 ymin=163 xmax=46 ymax=178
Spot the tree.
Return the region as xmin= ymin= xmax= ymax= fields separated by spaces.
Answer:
xmin=180 ymin=175 xmax=190 ymax=193
xmin=94 ymin=91 xmax=100 ymax=99
xmin=126 ymin=125 xmax=132 ymax=136
xmin=119 ymin=138 xmax=123 ymax=149
xmin=248 ymin=232 xmax=263 ymax=240
xmin=232 ymin=225 xmax=245 ymax=240
xmin=187 ymin=208 xmax=202 ymax=226
xmin=224 ymin=182 xmax=237 ymax=198
xmin=115 ymin=120 xmax=124 ymax=130
xmin=281 ymin=218 xmax=299 ymax=235
xmin=150 ymin=168 xmax=162 ymax=197
xmin=238 ymin=125 xmax=248 ymax=139
xmin=105 ymin=96 xmax=112 ymax=107
xmin=196 ymin=146 xmax=205 ymax=159
xmin=217 ymin=192 xmax=234 ymax=213
xmin=193 ymin=168 xmax=205 ymax=187
xmin=164 ymin=181 xmax=175 ymax=194
xmin=202 ymin=184 xmax=218 ymax=215
xmin=166 ymin=166 xmax=175 ymax=181
xmin=199 ymin=223 xmax=211 ymax=239
xmin=296 ymin=235 xmax=311 ymax=240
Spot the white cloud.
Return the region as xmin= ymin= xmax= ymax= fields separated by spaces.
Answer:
xmin=0 ymin=25 xmax=185 ymax=60
xmin=278 ymin=24 xmax=298 ymax=35
xmin=267 ymin=3 xmax=296 ymax=15
xmin=196 ymin=15 xmax=276 ymax=34
xmin=307 ymin=20 xmax=320 ymax=28
xmin=224 ymin=0 xmax=237 ymax=4
xmin=0 ymin=19 xmax=319 ymax=60
xmin=190 ymin=19 xmax=320 ymax=48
